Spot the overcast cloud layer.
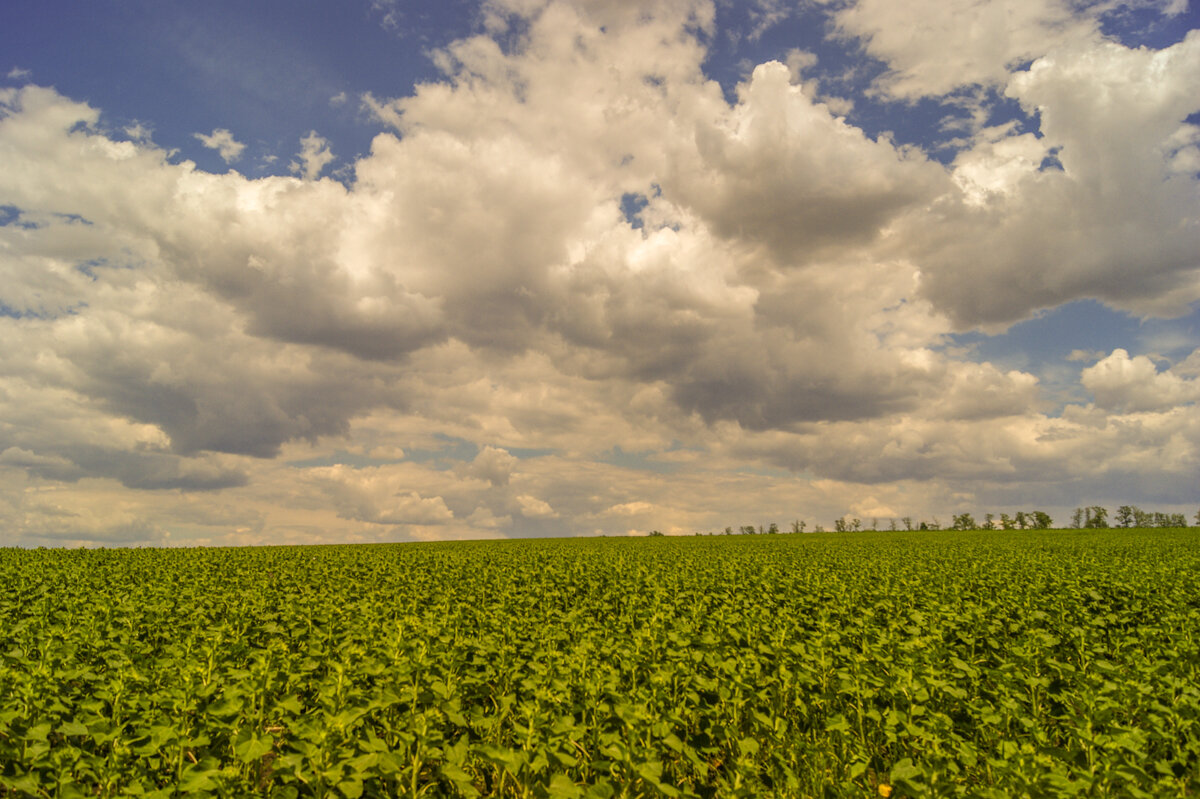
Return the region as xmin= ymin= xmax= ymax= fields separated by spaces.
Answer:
xmin=1 ymin=0 xmax=1198 ymax=546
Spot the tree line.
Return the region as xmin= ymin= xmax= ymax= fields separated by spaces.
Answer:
xmin=1073 ymin=505 xmax=1193 ymax=528
xmin=652 ymin=506 xmax=1200 ymax=536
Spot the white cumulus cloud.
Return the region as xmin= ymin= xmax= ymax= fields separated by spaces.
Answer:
xmin=290 ymin=131 xmax=334 ymax=180
xmin=193 ymin=128 xmax=246 ymax=163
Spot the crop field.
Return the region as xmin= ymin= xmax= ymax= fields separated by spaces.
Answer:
xmin=3 ymin=530 xmax=1200 ymax=798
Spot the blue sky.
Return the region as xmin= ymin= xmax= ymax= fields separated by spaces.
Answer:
xmin=1 ymin=0 xmax=1198 ymax=545
xmin=12 ymin=1 xmax=1192 ymax=174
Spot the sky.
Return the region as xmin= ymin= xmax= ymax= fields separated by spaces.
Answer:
xmin=1 ymin=0 xmax=1198 ymax=547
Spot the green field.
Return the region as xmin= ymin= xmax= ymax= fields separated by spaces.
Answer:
xmin=3 ymin=530 xmax=1200 ymax=797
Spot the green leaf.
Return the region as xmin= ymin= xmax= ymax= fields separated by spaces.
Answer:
xmin=233 ymin=733 xmax=274 ymax=763
xmin=177 ymin=767 xmax=218 ymax=793
xmin=26 ymin=722 xmax=52 ymax=742
xmin=59 ymin=720 xmax=90 ymax=737
xmin=337 ymin=778 xmax=364 ymax=799
xmin=889 ymin=758 xmax=923 ymax=783
xmin=585 ymin=780 xmax=617 ymax=799
xmin=2 ymin=774 xmax=43 ymax=795
xmin=441 ymin=763 xmax=474 ymax=784
xmin=825 ymin=715 xmax=851 ymax=733
xmin=546 ymin=774 xmax=584 ymax=799
xmin=347 ymin=752 xmax=379 ymax=773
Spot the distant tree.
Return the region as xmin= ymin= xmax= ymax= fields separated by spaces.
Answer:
xmin=1194 ymin=508 xmax=1200 ymax=526
xmin=889 ymin=518 xmax=898 ymax=531
xmin=834 ymin=518 xmax=848 ymax=533
xmin=1030 ymin=511 xmax=1053 ymax=529
xmin=929 ymin=517 xmax=942 ymax=531
xmin=649 ymin=530 xmax=664 ymax=536
xmin=1135 ymin=508 xmax=1153 ymax=527
xmin=1072 ymin=508 xmax=1084 ymax=528
xmin=952 ymin=513 xmax=977 ymax=530
xmin=919 ymin=521 xmax=929 ymax=531
xmin=790 ymin=519 xmax=805 ymax=534
xmin=870 ymin=518 xmax=878 ymax=531
xmin=851 ymin=518 xmax=863 ymax=532
xmin=983 ymin=513 xmax=995 ymax=530
xmin=1000 ymin=513 xmax=1014 ymax=530
xmin=740 ymin=525 xmax=756 ymax=535
xmin=1153 ymin=512 xmax=1170 ymax=528
xmin=1085 ymin=506 xmax=1109 ymax=529
xmin=724 ymin=526 xmax=733 ymax=535
xmin=1014 ymin=511 xmax=1028 ymax=530
xmin=814 ymin=524 xmax=825 ymax=532
xmin=901 ymin=517 xmax=913 ymax=531
xmin=1170 ymin=514 xmax=1187 ymax=528
xmin=767 ymin=522 xmax=779 ymax=535
xmin=1115 ymin=505 xmax=1136 ymax=527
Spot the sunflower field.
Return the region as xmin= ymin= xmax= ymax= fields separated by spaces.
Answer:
xmin=3 ymin=529 xmax=1199 ymax=797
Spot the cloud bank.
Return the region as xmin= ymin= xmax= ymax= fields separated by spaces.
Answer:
xmin=0 ymin=0 xmax=1197 ymax=546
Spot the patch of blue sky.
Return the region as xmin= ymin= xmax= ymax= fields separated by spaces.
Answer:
xmin=702 ymin=2 xmax=838 ymax=101
xmin=1 ymin=0 xmax=476 ymax=178
xmin=699 ymin=6 xmax=1047 ymax=165
xmin=0 ymin=302 xmax=87 ymax=320
xmin=0 ymin=206 xmax=24 ymax=227
xmin=74 ymin=259 xmax=109 ymax=281
xmin=7 ymin=1 xmax=1192 ymax=185
xmin=1096 ymin=3 xmax=1198 ymax=49
xmin=619 ymin=192 xmax=649 ymax=229
xmin=597 ymin=443 xmax=693 ymax=474
xmin=854 ymin=88 xmax=1043 ymax=165
xmin=506 ymin=446 xmax=554 ymax=460
xmin=0 ymin=206 xmax=94 ymax=229
xmin=949 ymin=299 xmax=1200 ymax=408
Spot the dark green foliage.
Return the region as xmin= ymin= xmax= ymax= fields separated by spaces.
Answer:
xmin=3 ymin=530 xmax=1200 ymax=797
xmin=1029 ymin=512 xmax=1053 ymax=530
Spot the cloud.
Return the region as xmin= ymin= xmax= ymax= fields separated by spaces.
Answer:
xmin=463 ymin=446 xmax=518 ymax=485
xmin=827 ymin=0 xmax=1098 ymax=100
xmin=0 ymin=444 xmax=247 ymax=491
xmin=909 ymin=31 xmax=1200 ymax=327
xmin=313 ymin=464 xmax=455 ymax=525
xmin=1081 ymin=348 xmax=1200 ymax=412
xmin=6 ymin=67 xmax=32 ymax=82
xmin=193 ymin=128 xmax=246 ymax=163
xmin=124 ymin=122 xmax=154 ymax=143
xmin=369 ymin=0 xmax=404 ymax=31
xmin=516 ymin=493 xmax=558 ymax=518
xmin=670 ymin=61 xmax=946 ymax=264
xmin=604 ymin=500 xmax=654 ymax=516
xmin=290 ymin=131 xmax=334 ymax=179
